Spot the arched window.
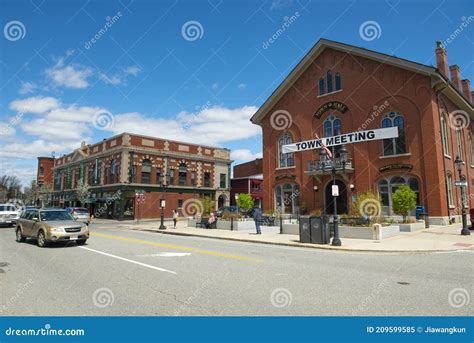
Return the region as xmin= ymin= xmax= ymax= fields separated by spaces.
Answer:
xmin=455 ymin=128 xmax=463 ymax=160
xmin=178 ymin=163 xmax=187 ymax=186
xmin=141 ymin=159 xmax=152 ymax=184
xmin=469 ymin=134 xmax=473 ymax=166
xmin=335 ymin=72 xmax=341 ymax=90
xmin=323 ymin=115 xmax=342 ymax=156
xmin=278 ymin=133 xmax=294 ymax=168
xmin=377 ymin=176 xmax=420 ymax=215
xmin=441 ymin=115 xmax=450 ymax=156
xmin=319 ymin=78 xmax=325 ymax=95
xmin=326 ymin=70 xmax=333 ymax=93
xmin=109 ymin=160 xmax=116 ymax=184
xmin=446 ymin=174 xmax=453 ymax=207
xmin=382 ymin=112 xmax=406 ymax=156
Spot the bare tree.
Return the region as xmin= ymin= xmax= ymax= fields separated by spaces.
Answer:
xmin=0 ymin=175 xmax=22 ymax=199
xmin=39 ymin=184 xmax=53 ymax=207
xmin=75 ymin=179 xmax=90 ymax=206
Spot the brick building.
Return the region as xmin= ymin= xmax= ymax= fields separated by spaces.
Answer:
xmin=251 ymin=39 xmax=474 ymax=225
xmin=38 ymin=133 xmax=232 ymax=220
xmin=230 ymin=158 xmax=263 ymax=207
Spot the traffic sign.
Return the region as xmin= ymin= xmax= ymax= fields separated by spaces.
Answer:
xmin=332 ymin=185 xmax=339 ymax=196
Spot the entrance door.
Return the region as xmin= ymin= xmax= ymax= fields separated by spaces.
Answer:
xmin=218 ymin=194 xmax=226 ymax=209
xmin=325 ymin=180 xmax=348 ymax=215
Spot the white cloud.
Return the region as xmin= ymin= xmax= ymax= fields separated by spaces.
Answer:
xmin=10 ymin=96 xmax=60 ymax=113
xmin=45 ymin=58 xmax=93 ymax=89
xmin=18 ymin=81 xmax=37 ymax=95
xmin=231 ymin=149 xmax=262 ymax=162
xmin=211 ymin=82 xmax=219 ymax=90
xmin=237 ymin=83 xmax=246 ymax=90
xmin=99 ymin=73 xmax=122 ymax=85
xmin=124 ymin=65 xmax=142 ymax=76
xmin=0 ymin=139 xmax=72 ymax=160
xmin=21 ymin=119 xmax=90 ymax=141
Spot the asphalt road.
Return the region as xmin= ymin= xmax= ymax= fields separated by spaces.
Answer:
xmin=1 ymin=224 xmax=473 ymax=316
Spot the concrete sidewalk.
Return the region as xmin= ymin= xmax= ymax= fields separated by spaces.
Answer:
xmin=93 ymin=219 xmax=474 ymax=253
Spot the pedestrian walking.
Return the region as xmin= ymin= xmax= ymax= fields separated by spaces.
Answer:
xmin=253 ymin=206 xmax=262 ymax=234
xmin=172 ymin=209 xmax=178 ymax=228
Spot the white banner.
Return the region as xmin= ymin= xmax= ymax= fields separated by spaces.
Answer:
xmin=282 ymin=127 xmax=398 ymax=153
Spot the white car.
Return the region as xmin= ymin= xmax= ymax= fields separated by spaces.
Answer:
xmin=0 ymin=204 xmax=20 ymax=227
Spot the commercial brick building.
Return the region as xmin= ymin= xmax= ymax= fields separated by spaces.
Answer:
xmin=230 ymin=158 xmax=263 ymax=207
xmin=38 ymin=133 xmax=232 ymax=220
xmin=251 ymin=39 xmax=474 ymax=225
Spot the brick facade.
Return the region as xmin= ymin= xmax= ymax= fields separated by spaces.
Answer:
xmin=251 ymin=39 xmax=473 ymax=225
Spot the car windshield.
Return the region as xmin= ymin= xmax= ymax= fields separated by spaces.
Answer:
xmin=0 ymin=205 xmax=16 ymax=211
xmin=40 ymin=211 xmax=74 ymax=221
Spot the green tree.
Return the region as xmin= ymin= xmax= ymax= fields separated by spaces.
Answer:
xmin=236 ymin=193 xmax=254 ymax=212
xmin=201 ymin=196 xmax=215 ymax=216
xmin=75 ymin=179 xmax=90 ymax=206
xmin=392 ymin=185 xmax=417 ymax=223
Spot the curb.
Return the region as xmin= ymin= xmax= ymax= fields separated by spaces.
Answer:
xmin=127 ymin=227 xmax=463 ymax=254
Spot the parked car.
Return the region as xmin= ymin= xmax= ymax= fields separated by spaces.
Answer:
xmin=0 ymin=204 xmax=20 ymax=227
xmin=15 ymin=208 xmax=89 ymax=247
xmin=66 ymin=207 xmax=91 ymax=224
xmin=216 ymin=206 xmax=240 ymax=217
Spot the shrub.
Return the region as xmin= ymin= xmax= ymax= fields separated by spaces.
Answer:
xmin=201 ymin=196 xmax=215 ymax=216
xmin=222 ymin=211 xmax=242 ymax=220
xmin=392 ymin=185 xmax=417 ymax=223
xmin=352 ymin=191 xmax=382 ymax=218
xmin=236 ymin=193 xmax=254 ymax=212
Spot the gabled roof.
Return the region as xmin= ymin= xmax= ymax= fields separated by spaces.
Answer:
xmin=250 ymin=38 xmax=473 ymax=125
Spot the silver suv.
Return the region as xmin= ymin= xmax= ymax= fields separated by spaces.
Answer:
xmin=0 ymin=204 xmax=20 ymax=227
xmin=15 ymin=208 xmax=89 ymax=247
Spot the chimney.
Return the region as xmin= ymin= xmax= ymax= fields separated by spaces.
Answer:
xmin=461 ymin=79 xmax=471 ymax=102
xmin=435 ymin=41 xmax=448 ymax=77
xmin=471 ymin=91 xmax=474 ymax=103
xmin=449 ymin=65 xmax=462 ymax=90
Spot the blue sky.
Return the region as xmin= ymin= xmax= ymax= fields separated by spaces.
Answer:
xmin=0 ymin=0 xmax=473 ymax=187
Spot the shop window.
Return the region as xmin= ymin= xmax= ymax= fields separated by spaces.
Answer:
xmin=141 ymin=159 xmax=152 ymax=184
xmin=382 ymin=112 xmax=406 ymax=156
xmin=278 ymin=133 xmax=294 ymax=168
xmin=178 ymin=163 xmax=187 ymax=186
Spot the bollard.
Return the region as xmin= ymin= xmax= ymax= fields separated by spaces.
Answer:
xmin=230 ymin=216 xmax=233 ymax=231
xmin=373 ymin=223 xmax=381 ymax=240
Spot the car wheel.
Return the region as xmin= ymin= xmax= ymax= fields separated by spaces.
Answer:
xmin=15 ymin=228 xmax=25 ymax=242
xmin=37 ymin=230 xmax=48 ymax=248
xmin=76 ymin=239 xmax=87 ymax=245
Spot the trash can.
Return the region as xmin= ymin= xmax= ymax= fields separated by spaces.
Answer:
xmin=415 ymin=205 xmax=425 ymax=220
xmin=299 ymin=216 xmax=311 ymax=243
xmin=310 ymin=216 xmax=330 ymax=244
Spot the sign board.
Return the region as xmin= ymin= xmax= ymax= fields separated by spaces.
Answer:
xmin=314 ymin=101 xmax=348 ymax=119
xmin=282 ymin=127 xmax=398 ymax=154
xmin=160 ymin=199 xmax=166 ymax=208
xmin=332 ymin=185 xmax=339 ymax=197
xmin=454 ymin=180 xmax=468 ymax=187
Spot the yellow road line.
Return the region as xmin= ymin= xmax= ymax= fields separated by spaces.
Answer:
xmin=91 ymin=231 xmax=261 ymax=263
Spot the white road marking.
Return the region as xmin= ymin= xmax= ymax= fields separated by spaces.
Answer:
xmin=138 ymin=252 xmax=192 ymax=257
xmin=79 ymin=246 xmax=177 ymax=275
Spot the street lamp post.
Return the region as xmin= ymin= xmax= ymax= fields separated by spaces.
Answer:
xmin=330 ymin=145 xmax=348 ymax=246
xmin=454 ymin=155 xmax=471 ymax=236
xmin=159 ymin=174 xmax=169 ymax=230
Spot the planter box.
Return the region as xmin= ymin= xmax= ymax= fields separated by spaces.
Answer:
xmin=399 ymin=220 xmax=425 ymax=232
xmin=339 ymin=225 xmax=374 ymax=239
xmin=216 ymin=219 xmax=256 ymax=231
xmin=282 ymin=223 xmax=299 ymax=235
xmin=373 ymin=224 xmax=400 ymax=240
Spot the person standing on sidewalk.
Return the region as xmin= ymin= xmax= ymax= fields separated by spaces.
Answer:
xmin=254 ymin=206 xmax=262 ymax=234
xmin=172 ymin=209 xmax=178 ymax=228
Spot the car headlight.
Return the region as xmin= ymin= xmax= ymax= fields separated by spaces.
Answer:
xmin=81 ymin=225 xmax=88 ymax=231
xmin=47 ymin=227 xmax=65 ymax=233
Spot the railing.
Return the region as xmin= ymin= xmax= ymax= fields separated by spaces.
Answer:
xmin=307 ymin=158 xmax=353 ymax=173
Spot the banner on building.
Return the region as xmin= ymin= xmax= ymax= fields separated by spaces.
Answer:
xmin=282 ymin=127 xmax=398 ymax=153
